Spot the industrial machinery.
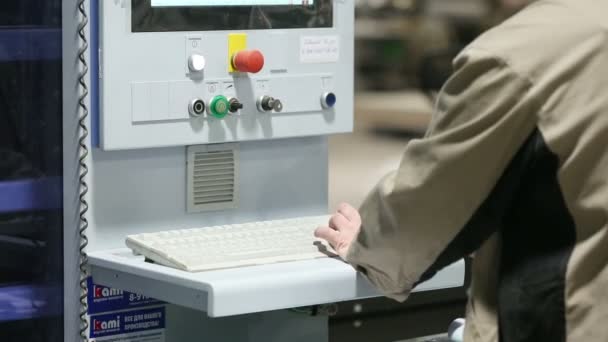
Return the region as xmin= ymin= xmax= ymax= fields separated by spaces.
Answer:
xmin=2 ymin=1 xmax=466 ymax=341
xmin=0 ymin=1 xmax=63 ymax=341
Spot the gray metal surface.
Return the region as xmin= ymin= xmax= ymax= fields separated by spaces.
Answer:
xmin=87 ymin=136 xmax=328 ymax=251
xmin=89 ymin=249 xmax=465 ymax=317
xmin=164 ymin=305 xmax=329 ymax=342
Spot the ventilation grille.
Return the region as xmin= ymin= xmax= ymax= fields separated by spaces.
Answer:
xmin=187 ymin=144 xmax=238 ymax=213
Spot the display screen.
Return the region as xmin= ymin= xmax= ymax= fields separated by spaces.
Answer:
xmin=132 ymin=0 xmax=332 ymax=32
xmin=151 ymin=0 xmax=315 ymax=6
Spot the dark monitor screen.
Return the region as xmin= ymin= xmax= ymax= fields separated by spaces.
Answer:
xmin=132 ymin=0 xmax=333 ymax=32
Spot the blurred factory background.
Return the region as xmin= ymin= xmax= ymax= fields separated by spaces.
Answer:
xmin=329 ymin=0 xmax=532 ymax=211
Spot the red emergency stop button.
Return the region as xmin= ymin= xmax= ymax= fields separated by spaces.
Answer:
xmin=232 ymin=50 xmax=265 ymax=73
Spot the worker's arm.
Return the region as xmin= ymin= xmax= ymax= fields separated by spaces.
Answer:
xmin=317 ymin=48 xmax=540 ymax=301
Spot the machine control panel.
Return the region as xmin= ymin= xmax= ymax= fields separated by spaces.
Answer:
xmin=97 ymin=0 xmax=353 ymax=150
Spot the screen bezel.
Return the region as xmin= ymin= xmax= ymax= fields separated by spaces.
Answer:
xmin=132 ymin=0 xmax=333 ymax=32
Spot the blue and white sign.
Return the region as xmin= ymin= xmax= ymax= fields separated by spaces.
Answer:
xmin=87 ymin=278 xmax=163 ymax=314
xmin=90 ymin=307 xmax=165 ymax=342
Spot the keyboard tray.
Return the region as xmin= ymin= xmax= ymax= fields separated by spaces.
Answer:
xmin=88 ymin=249 xmax=465 ymax=317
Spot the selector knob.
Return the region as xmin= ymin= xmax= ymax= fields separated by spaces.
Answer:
xmin=188 ymin=54 xmax=206 ymax=73
xmin=229 ymin=98 xmax=244 ymax=113
xmin=232 ymin=50 xmax=265 ymax=73
xmin=257 ymin=96 xmax=283 ymax=113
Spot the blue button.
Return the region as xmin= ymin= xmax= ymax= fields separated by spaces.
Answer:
xmin=322 ymin=92 xmax=337 ymax=109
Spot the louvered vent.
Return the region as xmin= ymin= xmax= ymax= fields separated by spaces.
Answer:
xmin=187 ymin=144 xmax=239 ymax=213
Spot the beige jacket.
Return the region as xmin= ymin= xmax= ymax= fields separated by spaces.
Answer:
xmin=346 ymin=1 xmax=608 ymax=341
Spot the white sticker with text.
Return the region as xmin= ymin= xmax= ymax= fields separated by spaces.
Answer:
xmin=300 ymin=36 xmax=340 ymax=63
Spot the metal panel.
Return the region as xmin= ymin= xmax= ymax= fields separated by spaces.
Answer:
xmin=86 ymin=136 xmax=328 ymax=252
xmin=89 ymin=250 xmax=465 ymax=318
xmin=96 ymin=0 xmax=354 ymax=150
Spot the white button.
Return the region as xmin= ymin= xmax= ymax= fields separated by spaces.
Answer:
xmin=188 ymin=54 xmax=206 ymax=72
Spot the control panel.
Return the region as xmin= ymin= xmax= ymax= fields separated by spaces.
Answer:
xmin=96 ymin=0 xmax=354 ymax=150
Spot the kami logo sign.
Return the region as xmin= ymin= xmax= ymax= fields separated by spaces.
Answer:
xmin=92 ymin=315 xmax=121 ymax=337
xmin=94 ymin=285 xmax=123 ymax=299
xmin=90 ymin=308 xmax=166 ymax=339
xmin=87 ymin=277 xmax=163 ymax=314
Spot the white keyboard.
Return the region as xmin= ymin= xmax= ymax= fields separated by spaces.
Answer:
xmin=125 ymin=216 xmax=337 ymax=272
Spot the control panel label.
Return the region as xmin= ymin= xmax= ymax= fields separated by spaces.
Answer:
xmin=300 ymin=36 xmax=340 ymax=63
xmin=87 ymin=278 xmax=164 ymax=314
xmin=89 ymin=307 xmax=165 ymax=342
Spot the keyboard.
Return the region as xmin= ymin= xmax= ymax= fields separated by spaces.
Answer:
xmin=125 ymin=215 xmax=337 ymax=272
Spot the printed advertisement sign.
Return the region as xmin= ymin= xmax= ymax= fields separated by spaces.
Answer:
xmin=87 ymin=278 xmax=163 ymax=315
xmin=89 ymin=307 xmax=165 ymax=342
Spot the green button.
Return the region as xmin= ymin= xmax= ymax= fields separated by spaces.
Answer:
xmin=210 ymin=95 xmax=229 ymax=119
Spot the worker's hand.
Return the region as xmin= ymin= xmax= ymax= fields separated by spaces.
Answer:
xmin=314 ymin=203 xmax=362 ymax=260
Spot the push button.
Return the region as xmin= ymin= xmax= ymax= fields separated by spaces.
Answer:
xmin=188 ymin=99 xmax=206 ymax=117
xmin=321 ymin=92 xmax=337 ymax=109
xmin=232 ymin=50 xmax=265 ymax=73
xmin=188 ymin=54 xmax=206 ymax=73
xmin=208 ymin=96 xmax=230 ymax=119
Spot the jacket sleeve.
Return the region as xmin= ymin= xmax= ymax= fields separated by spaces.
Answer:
xmin=345 ymin=48 xmax=540 ymax=301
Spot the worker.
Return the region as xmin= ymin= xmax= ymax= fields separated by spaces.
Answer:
xmin=315 ymin=0 xmax=608 ymax=341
